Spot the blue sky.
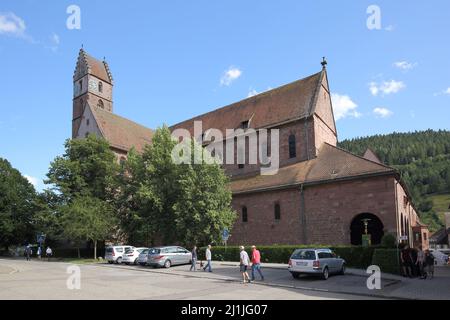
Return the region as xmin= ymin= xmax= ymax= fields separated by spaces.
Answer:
xmin=1 ymin=0 xmax=449 ymax=191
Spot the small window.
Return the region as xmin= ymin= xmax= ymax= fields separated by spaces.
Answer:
xmin=423 ymin=233 xmax=427 ymax=241
xmin=242 ymin=206 xmax=248 ymax=223
xmin=289 ymin=134 xmax=296 ymax=158
xmin=274 ymin=203 xmax=281 ymax=220
xmin=98 ymin=99 xmax=104 ymax=109
xmin=86 ymin=118 xmax=90 ymax=126
xmin=85 ymin=132 xmax=89 ymax=138
xmin=241 ymin=120 xmax=249 ymax=129
xmin=98 ymin=81 xmax=103 ymax=93
xmin=79 ymin=80 xmax=83 ymax=92
xmin=238 ymin=164 xmax=244 ymax=169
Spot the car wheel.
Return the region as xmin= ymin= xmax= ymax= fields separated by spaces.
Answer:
xmin=321 ymin=267 xmax=329 ymax=280
xmin=116 ymin=257 xmax=122 ymax=264
xmin=108 ymin=261 xmax=113 ymax=264
xmin=164 ymin=260 xmax=171 ymax=268
xmin=291 ymin=272 xmax=300 ymax=279
xmin=134 ymin=258 xmax=138 ymax=265
xmin=339 ymin=263 xmax=346 ymax=275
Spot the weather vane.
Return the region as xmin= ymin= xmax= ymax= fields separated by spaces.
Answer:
xmin=321 ymin=57 xmax=327 ymax=68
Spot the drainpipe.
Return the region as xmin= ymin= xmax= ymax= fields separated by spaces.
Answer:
xmin=299 ymin=184 xmax=307 ymax=244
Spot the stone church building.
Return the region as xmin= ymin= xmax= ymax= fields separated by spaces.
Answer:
xmin=72 ymin=48 xmax=429 ymax=248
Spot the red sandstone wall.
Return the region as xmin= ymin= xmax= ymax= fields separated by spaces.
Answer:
xmin=229 ymin=175 xmax=398 ymax=246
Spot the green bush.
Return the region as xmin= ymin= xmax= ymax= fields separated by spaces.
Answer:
xmin=371 ymin=249 xmax=401 ymax=275
xmin=197 ymin=245 xmax=376 ymax=269
xmin=380 ymin=233 xmax=397 ymax=248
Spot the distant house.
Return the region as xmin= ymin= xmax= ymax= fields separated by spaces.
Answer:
xmin=430 ymin=213 xmax=450 ymax=248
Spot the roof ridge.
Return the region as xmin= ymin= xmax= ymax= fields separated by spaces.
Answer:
xmin=92 ymin=106 xmax=153 ymax=132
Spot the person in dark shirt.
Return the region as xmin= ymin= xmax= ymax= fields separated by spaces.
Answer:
xmin=400 ymin=245 xmax=412 ymax=278
xmin=424 ymin=250 xmax=435 ymax=279
xmin=410 ymin=247 xmax=418 ymax=277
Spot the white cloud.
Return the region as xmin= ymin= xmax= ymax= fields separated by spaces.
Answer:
xmin=331 ymin=93 xmax=362 ymax=121
xmin=445 ymin=88 xmax=450 ymax=95
xmin=51 ymin=33 xmax=60 ymax=45
xmin=394 ymin=61 xmax=417 ymax=71
xmin=220 ymin=67 xmax=242 ymax=86
xmin=373 ymin=107 xmax=393 ymax=118
xmin=247 ymin=88 xmax=258 ymax=98
xmin=24 ymin=175 xmax=38 ymax=187
xmin=369 ymin=80 xmax=405 ymax=96
xmin=0 ymin=12 xmax=26 ymax=37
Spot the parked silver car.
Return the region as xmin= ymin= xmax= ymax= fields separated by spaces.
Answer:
xmin=147 ymin=246 xmax=192 ymax=268
xmin=288 ymin=248 xmax=346 ymax=280
xmin=138 ymin=248 xmax=150 ymax=266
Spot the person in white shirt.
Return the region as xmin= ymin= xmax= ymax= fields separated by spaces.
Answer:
xmin=203 ymin=245 xmax=212 ymax=272
xmin=239 ymin=246 xmax=251 ymax=283
xmin=46 ymin=246 xmax=53 ymax=262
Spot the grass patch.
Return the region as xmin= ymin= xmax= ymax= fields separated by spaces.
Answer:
xmin=56 ymin=258 xmax=107 ymax=265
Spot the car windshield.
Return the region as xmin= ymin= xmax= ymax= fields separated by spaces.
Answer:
xmin=148 ymin=248 xmax=160 ymax=254
xmin=141 ymin=249 xmax=149 ymax=254
xmin=291 ymin=250 xmax=316 ymax=260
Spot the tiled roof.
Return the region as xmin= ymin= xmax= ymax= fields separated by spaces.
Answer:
xmin=83 ymin=50 xmax=113 ymax=84
xmin=89 ymin=104 xmax=153 ymax=153
xmin=230 ymin=143 xmax=395 ymax=194
xmin=170 ymin=71 xmax=324 ymax=136
xmin=363 ymin=148 xmax=383 ymax=164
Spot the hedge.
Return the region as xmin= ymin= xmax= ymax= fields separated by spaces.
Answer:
xmin=371 ymin=249 xmax=401 ymax=275
xmin=197 ymin=245 xmax=377 ymax=269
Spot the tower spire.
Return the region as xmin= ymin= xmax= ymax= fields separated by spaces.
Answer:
xmin=321 ymin=56 xmax=327 ymax=69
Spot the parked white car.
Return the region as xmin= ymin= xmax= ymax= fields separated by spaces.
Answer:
xmin=105 ymin=245 xmax=135 ymax=264
xmin=122 ymin=247 xmax=148 ymax=265
xmin=430 ymin=249 xmax=449 ymax=266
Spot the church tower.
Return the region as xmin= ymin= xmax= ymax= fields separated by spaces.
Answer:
xmin=72 ymin=48 xmax=114 ymax=138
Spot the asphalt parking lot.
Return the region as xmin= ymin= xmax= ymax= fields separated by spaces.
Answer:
xmin=1 ymin=258 xmax=449 ymax=300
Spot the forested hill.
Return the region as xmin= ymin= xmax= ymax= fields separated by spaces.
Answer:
xmin=338 ymin=129 xmax=450 ymax=232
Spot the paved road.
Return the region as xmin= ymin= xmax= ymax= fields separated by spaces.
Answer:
xmin=0 ymin=258 xmax=381 ymax=300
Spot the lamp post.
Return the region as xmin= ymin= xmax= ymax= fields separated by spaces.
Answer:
xmin=361 ymin=219 xmax=371 ymax=247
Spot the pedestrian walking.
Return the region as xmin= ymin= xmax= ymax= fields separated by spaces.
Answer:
xmin=239 ymin=246 xmax=251 ymax=283
xmin=25 ymin=245 xmax=32 ymax=261
xmin=190 ymin=246 xmax=197 ymax=271
xmin=250 ymin=245 xmax=264 ymax=281
xmin=410 ymin=246 xmax=418 ymax=277
xmin=203 ymin=245 xmax=212 ymax=272
xmin=416 ymin=245 xmax=426 ymax=279
xmin=424 ymin=249 xmax=435 ymax=279
xmin=400 ymin=245 xmax=412 ymax=278
xmin=37 ymin=246 xmax=42 ymax=260
xmin=46 ymin=246 xmax=53 ymax=262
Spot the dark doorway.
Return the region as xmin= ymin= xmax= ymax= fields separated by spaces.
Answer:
xmin=350 ymin=213 xmax=384 ymax=245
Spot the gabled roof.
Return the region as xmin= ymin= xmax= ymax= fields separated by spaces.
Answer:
xmin=75 ymin=49 xmax=113 ymax=84
xmin=88 ymin=104 xmax=153 ymax=153
xmin=171 ymin=70 xmax=325 ymax=137
xmin=363 ymin=148 xmax=383 ymax=164
xmin=230 ymin=143 xmax=396 ymax=194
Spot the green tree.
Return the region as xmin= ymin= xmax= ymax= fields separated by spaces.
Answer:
xmin=123 ymin=126 xmax=236 ymax=246
xmin=0 ymin=158 xmax=37 ymax=250
xmin=61 ymin=196 xmax=117 ymax=259
xmin=46 ymin=134 xmax=119 ymax=201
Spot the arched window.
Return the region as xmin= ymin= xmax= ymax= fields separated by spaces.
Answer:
xmin=97 ymin=99 xmax=104 ymax=109
xmin=98 ymin=81 xmax=103 ymax=93
xmin=274 ymin=203 xmax=281 ymax=220
xmin=242 ymin=206 xmax=248 ymax=223
xmin=288 ymin=134 xmax=296 ymax=158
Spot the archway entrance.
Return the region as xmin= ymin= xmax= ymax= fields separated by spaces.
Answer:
xmin=350 ymin=213 xmax=384 ymax=245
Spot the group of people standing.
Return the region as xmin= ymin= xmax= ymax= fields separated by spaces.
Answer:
xmin=24 ymin=245 xmax=53 ymax=261
xmin=188 ymin=245 xmax=265 ymax=284
xmin=400 ymin=244 xmax=434 ymax=279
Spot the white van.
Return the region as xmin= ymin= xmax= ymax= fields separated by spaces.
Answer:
xmin=105 ymin=245 xmax=134 ymax=264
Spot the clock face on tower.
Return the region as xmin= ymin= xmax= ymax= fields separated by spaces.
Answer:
xmin=88 ymin=79 xmax=97 ymax=92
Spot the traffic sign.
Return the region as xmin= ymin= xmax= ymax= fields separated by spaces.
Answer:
xmin=221 ymin=228 xmax=229 ymax=241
